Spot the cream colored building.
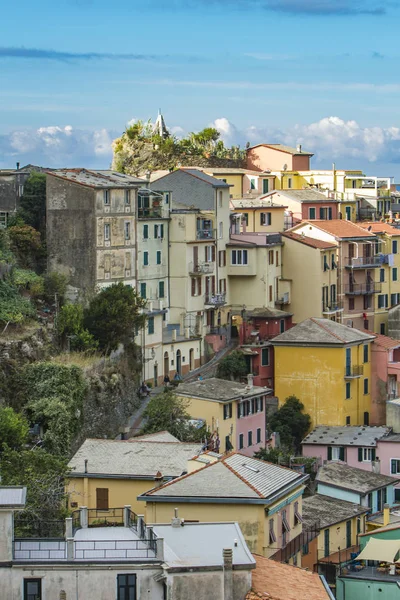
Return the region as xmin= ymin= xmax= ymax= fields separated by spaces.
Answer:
xmin=230 ymin=198 xmax=286 ymax=233
xmin=202 ymin=167 xmax=275 ymax=199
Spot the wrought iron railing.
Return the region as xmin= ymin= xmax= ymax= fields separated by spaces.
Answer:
xmin=205 ymin=293 xmax=226 ymax=306
xmin=343 ymin=283 xmax=382 ymax=294
xmin=196 ymin=228 xmax=216 ymax=240
xmin=14 ymin=516 xmax=65 ymax=539
xmin=344 ymin=365 xmax=364 ymax=378
xmin=87 ymin=508 xmax=124 ymax=527
xmin=345 ymin=256 xmax=381 ymax=267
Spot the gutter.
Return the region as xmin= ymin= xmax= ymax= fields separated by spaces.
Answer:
xmin=320 ymin=574 xmax=336 ymax=600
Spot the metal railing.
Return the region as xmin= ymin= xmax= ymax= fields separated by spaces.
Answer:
xmin=345 ymin=365 xmax=364 ymax=378
xmin=128 ymin=509 xmax=138 ymax=531
xmin=322 ymin=302 xmax=343 ymax=314
xmin=87 ymin=508 xmax=124 ymax=527
xmin=74 ymin=539 xmax=156 ymax=560
xmin=204 ymin=293 xmax=226 ymax=306
xmin=196 ymin=228 xmax=216 ymax=240
xmin=345 ymin=256 xmax=381 ymax=268
xmin=14 ymin=517 xmax=65 ymax=539
xmin=138 ymin=207 xmax=163 ymax=219
xmin=72 ymin=510 xmax=81 ymax=535
xmin=275 ymin=293 xmax=290 ymax=305
xmin=188 ymin=261 xmax=214 ymax=274
xmin=270 ymin=521 xmax=320 ymax=563
xmin=343 ymin=282 xmax=381 ymax=295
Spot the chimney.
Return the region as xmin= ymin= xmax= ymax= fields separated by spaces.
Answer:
xmin=296 ymin=144 xmax=302 ymax=153
xmin=247 ymin=374 xmax=254 ymax=389
xmin=16 ymin=162 xmax=20 ymax=171
xmin=383 ymin=503 xmax=390 ymax=527
xmin=153 ymin=471 xmax=164 ymax=488
xmin=171 ymin=507 xmax=183 ymax=528
xmin=84 ymin=459 xmax=88 ymax=474
xmin=223 ymin=548 xmax=233 ymax=600
xmin=172 ymin=329 xmax=177 ymax=342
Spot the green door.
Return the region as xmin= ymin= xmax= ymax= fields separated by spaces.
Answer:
xmin=324 ymin=529 xmax=330 ymax=557
xmin=346 ymin=520 xmax=352 ymax=548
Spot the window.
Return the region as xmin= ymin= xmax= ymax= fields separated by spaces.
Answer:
xmin=359 ymin=447 xmax=375 ymax=462
xmin=124 ymin=190 xmax=130 ymax=205
xmin=104 ymin=223 xmax=110 ymax=241
xmin=243 ymin=213 xmax=249 ymax=226
xmin=256 ymin=397 xmax=264 ymax=412
xmin=219 ymin=278 xmax=227 ymax=293
xmin=394 ymin=268 xmax=398 ymax=282
xmin=294 ymin=501 xmax=303 ymax=525
xmin=380 ymin=268 xmax=385 ymax=282
xmin=143 ymin=224 xmax=149 ymax=239
xmin=96 ymin=488 xmax=109 ymax=510
xmin=269 ymin=518 xmax=276 ymax=544
xmin=378 ymin=294 xmax=386 ymax=309
xmin=268 ymin=250 xmax=274 ymax=265
xmin=154 ymin=224 xmax=164 ymax=239
xmin=263 ymin=179 xmax=269 ymax=194
xmin=324 ymin=529 xmax=330 ymax=557
xmin=346 ymin=520 xmax=352 ymax=548
xmin=24 ymin=579 xmax=42 ymax=600
xmin=140 ymin=283 xmax=146 ymax=299
xmin=269 ymin=285 xmax=273 ymax=303
xmin=143 ymin=251 xmax=149 ymax=266
xmin=364 ymin=378 xmax=369 ymax=394
xmin=156 ymin=251 xmax=162 ymax=265
xmin=331 ymin=253 xmax=337 ymax=269
xmin=159 ymin=281 xmax=165 ymax=298
xmin=124 ymin=222 xmax=131 ymax=240
xmin=219 ymin=221 xmax=223 ymax=239
xmin=309 ymin=207 xmax=316 ymax=219
xmin=381 ymin=323 xmax=386 ymax=335
xmin=223 ymin=403 xmax=233 ymax=420
xmin=280 ymin=319 xmax=285 ymax=333
xmin=231 ymin=249 xmax=248 ymax=265
xmin=147 ymin=317 xmax=155 ymax=335
xmin=18 ymin=184 xmax=24 ymax=197
xmin=250 ymin=178 xmax=256 ymax=190
xmin=164 ymin=192 xmax=170 ymax=205
xmin=346 ymin=415 xmax=351 ymax=425
xmin=218 ymin=250 xmax=226 ymax=267
xmin=256 ymin=428 xmax=261 ymax=443
xmin=103 ymin=190 xmax=110 ymax=205
xmin=218 ymin=190 xmax=223 ymax=208
xmin=349 ymin=298 xmax=355 ymax=310
xmin=276 ymin=251 xmax=279 ymax=266
xmin=302 ymin=543 xmax=309 ymax=555
xmin=261 ymin=348 xmax=270 ymax=366
xmin=287 ymin=178 xmax=292 ymax=189
xmin=393 ymin=240 xmax=398 ymax=254
xmin=117 ymin=574 xmax=137 ymax=600
xmin=391 ymin=459 xmax=400 ymax=474
xmin=363 ymin=344 xmax=369 ymax=363
xmin=239 ymin=433 xmax=244 ymax=449
xmin=260 ymin=212 xmax=272 ymax=226
xmin=391 ymin=293 xmax=400 ymax=306
xmin=248 ymin=430 xmax=253 ymax=447
xmin=345 ymin=382 xmax=351 ymax=399
xmin=281 ymin=510 xmax=290 ymax=537
xmin=323 ymin=255 xmax=329 ymax=271
xmin=205 ymin=245 xmax=213 ymax=262
xmin=328 ymin=446 xmax=345 ymax=461
xmin=0 ymin=212 xmax=7 ymax=228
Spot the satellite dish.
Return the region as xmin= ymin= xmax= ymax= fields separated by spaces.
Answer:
xmin=283 ymin=164 xmax=288 ymax=171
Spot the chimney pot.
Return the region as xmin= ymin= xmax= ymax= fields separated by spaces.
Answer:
xmin=84 ymin=459 xmax=88 ymax=474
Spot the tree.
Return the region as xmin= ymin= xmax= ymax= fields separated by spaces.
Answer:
xmin=43 ymin=271 xmax=69 ymax=306
xmin=0 ymin=406 xmax=29 ymax=450
xmin=216 ymin=350 xmax=248 ymax=381
xmin=141 ymin=390 xmax=205 ymax=442
xmin=269 ymin=396 xmax=311 ymax=453
xmin=8 ymin=225 xmax=42 ymax=269
xmin=84 ymin=283 xmax=146 ymax=353
xmin=0 ymin=447 xmax=69 ymax=530
xmin=18 ymin=172 xmax=47 ymax=234
xmin=57 ymin=303 xmax=98 ymax=352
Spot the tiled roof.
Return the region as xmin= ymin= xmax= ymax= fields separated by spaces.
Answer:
xmin=68 ymin=438 xmax=203 ymax=478
xmin=316 ymin=462 xmax=399 ymax=494
xmin=246 ymin=554 xmax=330 ymax=600
xmin=247 ymin=144 xmax=314 ymax=156
xmin=176 ymin=377 xmax=271 ymax=402
xmin=272 ymin=189 xmax=336 ymax=203
xmin=302 ymin=425 xmax=390 ymax=447
xmin=302 ymin=494 xmax=369 ymax=529
xmin=49 ymin=169 xmax=145 ymax=187
xmin=359 ymin=222 xmax=400 ymax=236
xmin=231 ymin=198 xmax=286 ymax=209
xmin=179 ymin=168 xmax=230 ymax=187
xmin=304 ymin=220 xmax=376 ymax=239
xmin=142 ymin=453 xmax=306 ymax=501
xmin=272 ymin=317 xmax=374 ymax=345
xmin=363 ymin=330 xmax=400 ymax=350
xmin=0 ymin=486 xmax=26 ymax=507
xmin=131 ymin=431 xmax=180 ymax=443
xmin=282 ymin=231 xmax=336 ymax=250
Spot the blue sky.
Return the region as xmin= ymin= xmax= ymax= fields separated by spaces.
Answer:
xmin=2 ymin=0 xmax=400 ymax=177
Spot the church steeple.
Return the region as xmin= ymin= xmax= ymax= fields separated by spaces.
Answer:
xmin=153 ymin=109 xmax=168 ymax=138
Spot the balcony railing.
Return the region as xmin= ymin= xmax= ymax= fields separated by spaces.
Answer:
xmin=188 ymin=261 xmax=214 ymax=275
xmin=275 ymin=292 xmax=290 ymax=305
xmin=344 ymin=365 xmax=364 ymax=378
xmin=270 ymin=522 xmax=320 ymax=563
xmin=205 ymin=293 xmax=226 ymax=306
xmin=138 ymin=207 xmax=163 ymax=219
xmin=196 ymin=228 xmax=216 ymax=240
xmin=345 ymin=256 xmax=381 ymax=268
xmin=322 ymin=302 xmax=344 ymax=314
xmin=344 ymin=282 xmax=381 ymax=295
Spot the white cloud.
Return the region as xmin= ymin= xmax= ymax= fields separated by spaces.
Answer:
xmin=2 ymin=116 xmax=400 ymax=172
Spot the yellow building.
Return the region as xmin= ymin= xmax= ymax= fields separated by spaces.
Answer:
xmin=66 ymin=433 xmax=203 ymax=514
xmin=272 ymin=318 xmax=375 ymax=427
xmin=230 ymin=198 xmax=286 ymax=233
xmin=358 ymin=222 xmax=400 ymax=336
xmin=202 ymin=167 xmax=276 ymax=199
xmin=139 ymin=452 xmax=308 ymax=564
xmin=176 ymin=377 xmax=273 ymax=455
xmin=281 ymin=231 xmax=339 ymax=323
xmin=302 ymin=494 xmax=368 ymax=570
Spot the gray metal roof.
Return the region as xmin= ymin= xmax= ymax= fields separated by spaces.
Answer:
xmin=0 ymin=486 xmax=27 ymax=507
xmin=302 ymin=426 xmax=390 ymax=448
xmin=273 ymin=189 xmax=336 ymax=203
xmin=177 ymin=377 xmax=271 ymax=402
xmin=144 ymin=453 xmax=305 ymax=501
xmin=316 ymin=462 xmax=399 ymax=494
xmin=49 ymin=169 xmax=145 ymax=188
xmin=132 ymin=431 xmax=180 ymax=443
xmin=153 ymin=521 xmax=255 ymax=568
xmin=272 ymin=318 xmax=375 ymax=346
xmin=68 ymin=439 xmax=203 ymax=478
xmin=180 ymin=169 xmax=230 ymax=188
xmin=302 ymin=494 xmax=369 ymax=530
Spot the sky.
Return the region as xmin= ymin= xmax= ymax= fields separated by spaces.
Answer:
xmin=2 ymin=0 xmax=400 ymax=178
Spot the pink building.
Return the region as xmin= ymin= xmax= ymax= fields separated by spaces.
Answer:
xmin=375 ymin=434 xmax=400 ymax=501
xmin=366 ymin=331 xmax=400 ymax=425
xmin=246 ymin=144 xmax=313 ymax=172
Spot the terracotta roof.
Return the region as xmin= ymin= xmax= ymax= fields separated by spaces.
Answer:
xmin=358 ymin=222 xmax=400 ymax=236
xmin=247 ymin=144 xmax=314 ymax=156
xmin=303 ymin=220 xmax=376 ymax=239
xmin=246 ymin=554 xmax=331 ymax=600
xmin=363 ymin=329 xmax=400 ymax=350
xmin=282 ymin=231 xmax=336 ymax=250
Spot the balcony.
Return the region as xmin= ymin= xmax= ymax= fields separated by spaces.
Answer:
xmin=269 ymin=522 xmax=319 ymax=563
xmin=322 ymin=302 xmax=344 ymax=315
xmin=188 ymin=261 xmax=214 ymax=275
xmin=138 ymin=207 xmax=163 ymax=219
xmin=205 ymin=293 xmax=226 ymax=307
xmin=275 ymin=292 xmax=290 ymax=305
xmin=344 ymin=365 xmax=364 ymax=378
xmin=344 ymin=256 xmax=381 ymax=268
xmin=196 ymin=228 xmax=216 ymax=240
xmin=344 ymin=283 xmax=382 ymax=295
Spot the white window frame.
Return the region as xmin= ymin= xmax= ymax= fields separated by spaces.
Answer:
xmin=363 ymin=448 xmax=373 ymax=462
xmin=124 ymin=222 xmax=131 ymax=240
xmin=124 ymin=189 xmax=131 ymax=205
xmin=219 ymin=221 xmax=223 ymax=239
xmin=104 ymin=190 xmax=110 ymax=205
xmin=231 ymin=249 xmax=248 ymax=266
xmin=104 ymin=223 xmax=110 ymax=241
xmin=391 ymin=458 xmax=400 ymax=474
xmin=331 ymin=447 xmax=341 ymax=461
xmin=260 ymin=212 xmax=272 ymax=226
xmin=205 ymin=246 xmax=213 ymax=262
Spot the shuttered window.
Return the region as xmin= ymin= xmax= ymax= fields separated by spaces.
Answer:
xmin=96 ymin=488 xmax=109 ymax=510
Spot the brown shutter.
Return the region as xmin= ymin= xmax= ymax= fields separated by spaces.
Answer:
xmin=193 ymin=246 xmax=198 ymax=267
xmin=205 ymin=277 xmax=210 ymax=294
xmin=212 ymin=245 xmax=216 ymax=262
xmin=224 ymin=250 xmax=226 ymax=266
xmin=191 ymin=278 xmax=196 ymax=296
xmin=96 ymin=488 xmax=109 ymax=510
xmin=212 ymin=276 xmax=216 ymax=294
xmin=205 ymin=246 xmax=208 ymax=262
xmin=198 ymin=277 xmax=202 ymax=295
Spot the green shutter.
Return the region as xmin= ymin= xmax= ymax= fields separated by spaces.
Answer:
xmin=327 ymin=447 xmax=332 ymax=461
xmin=339 ymin=447 xmax=345 ymax=461
xmin=358 ymin=448 xmax=363 ymax=462
xmin=371 ymin=449 xmax=376 ymax=461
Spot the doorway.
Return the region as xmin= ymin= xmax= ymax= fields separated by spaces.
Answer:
xmin=164 ymin=352 xmax=169 ymax=377
xmin=154 ymin=364 xmax=158 ymax=387
xmin=189 ymin=348 xmax=194 ymax=371
xmin=176 ymin=349 xmax=182 ymax=375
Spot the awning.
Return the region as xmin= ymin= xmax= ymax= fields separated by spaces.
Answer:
xmin=357 ymin=538 xmax=400 ymax=563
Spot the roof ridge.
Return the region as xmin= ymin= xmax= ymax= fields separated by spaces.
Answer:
xmin=221 ymin=456 xmax=265 ymax=498
xmin=309 ymin=317 xmax=346 ymax=343
xmin=143 ymin=456 xmax=222 ymax=495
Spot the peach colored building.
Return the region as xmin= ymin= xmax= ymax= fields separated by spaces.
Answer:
xmin=247 ymin=144 xmax=313 ymax=172
xmin=366 ymin=331 xmax=400 ymax=425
